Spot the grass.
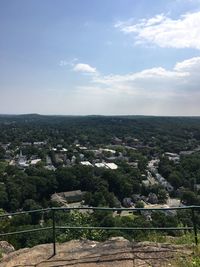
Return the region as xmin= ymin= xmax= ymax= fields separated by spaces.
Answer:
xmin=143 ymin=231 xmax=200 ymax=245
xmin=172 ymin=247 xmax=200 ymax=267
xmin=142 ymin=232 xmax=200 ymax=266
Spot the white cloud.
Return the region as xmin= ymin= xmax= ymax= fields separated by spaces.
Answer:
xmin=3 ymin=57 xmax=200 ymax=115
xmin=115 ymin=11 xmax=200 ymax=49
xmin=59 ymin=58 xmax=78 ymax=67
xmin=91 ymin=63 xmax=191 ymax=98
xmin=174 ymin=57 xmax=200 ymax=72
xmin=74 ymin=56 xmax=200 ymax=114
xmin=46 ymin=56 xmax=200 ymax=115
xmin=94 ymin=67 xmax=188 ymax=86
xmin=73 ymin=63 xmax=97 ymax=73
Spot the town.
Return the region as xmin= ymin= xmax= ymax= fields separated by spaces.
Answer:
xmin=0 ymin=114 xmax=200 ymax=250
xmin=1 ymin=115 xmax=200 ymax=212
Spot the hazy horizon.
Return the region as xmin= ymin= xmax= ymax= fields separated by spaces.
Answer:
xmin=1 ymin=0 xmax=200 ymax=116
xmin=1 ymin=113 xmax=200 ymax=118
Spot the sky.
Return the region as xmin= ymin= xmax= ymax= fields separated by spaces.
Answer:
xmin=1 ymin=0 xmax=200 ymax=115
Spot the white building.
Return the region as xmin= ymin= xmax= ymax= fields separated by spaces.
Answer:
xmin=80 ymin=161 xmax=93 ymax=166
xmin=30 ymin=159 xmax=41 ymax=165
xmin=105 ymin=163 xmax=118 ymax=170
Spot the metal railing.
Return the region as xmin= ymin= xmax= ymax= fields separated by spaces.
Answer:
xmin=0 ymin=206 xmax=199 ymax=256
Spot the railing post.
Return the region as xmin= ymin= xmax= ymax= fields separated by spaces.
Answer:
xmin=52 ymin=208 xmax=56 ymax=255
xmin=192 ymin=207 xmax=198 ymax=245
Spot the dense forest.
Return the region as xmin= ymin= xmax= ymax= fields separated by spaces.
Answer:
xmin=0 ymin=114 xmax=200 ymax=150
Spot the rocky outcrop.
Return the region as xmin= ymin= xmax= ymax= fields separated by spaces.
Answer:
xmin=0 ymin=237 xmax=194 ymax=267
xmin=0 ymin=241 xmax=15 ymax=259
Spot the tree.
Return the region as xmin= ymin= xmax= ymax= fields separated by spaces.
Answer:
xmin=168 ymin=172 xmax=182 ymax=189
xmin=181 ymin=190 xmax=199 ymax=205
xmin=89 ymin=192 xmax=107 ymax=207
xmin=23 ymin=199 xmax=42 ymax=224
xmin=135 ymin=201 xmax=144 ymax=209
xmin=0 ymin=147 xmax=5 ymax=159
xmin=158 ymin=157 xmax=173 ymax=178
xmin=157 ymin=189 xmax=168 ymax=204
xmin=0 ymin=209 xmax=10 ymax=234
xmin=0 ymin=161 xmax=7 ymax=178
xmin=0 ymin=184 xmax=8 ymax=209
xmin=56 ymin=168 xmax=79 ymax=192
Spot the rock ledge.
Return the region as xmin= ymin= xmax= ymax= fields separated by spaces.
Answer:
xmin=0 ymin=238 xmax=194 ymax=267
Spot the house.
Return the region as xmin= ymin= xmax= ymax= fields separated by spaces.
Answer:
xmin=52 ymin=147 xmax=67 ymax=152
xmin=164 ymin=152 xmax=180 ymax=163
xmin=95 ymin=163 xmax=108 ymax=168
xmin=80 ymin=161 xmax=93 ymax=166
xmin=45 ymin=165 xmax=56 ymax=171
xmin=33 ymin=141 xmax=46 ymax=146
xmin=99 ymin=148 xmax=116 ymax=155
xmin=79 ymin=146 xmax=87 ymax=150
xmin=0 ymin=143 xmax=10 ymax=150
xmin=30 ymin=159 xmax=41 ymax=165
xmin=123 ymin=198 xmax=133 ymax=208
xmin=105 ymin=163 xmax=118 ymax=170
xmin=51 ymin=190 xmax=86 ymax=204
xmin=22 ymin=142 xmax=32 ymax=146
xmin=9 ymin=160 xmax=16 ymax=166
xmin=17 ymin=151 xmax=29 ymax=168
xmin=112 ymin=137 xmax=123 ymax=145
xmin=94 ymin=162 xmax=118 ymax=170
xmin=165 ymin=152 xmax=178 ymax=157
xmin=106 ymin=156 xmax=118 ymax=162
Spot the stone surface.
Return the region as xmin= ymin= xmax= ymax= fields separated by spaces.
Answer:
xmin=0 ymin=241 xmax=15 ymax=258
xmin=0 ymin=237 xmax=194 ymax=267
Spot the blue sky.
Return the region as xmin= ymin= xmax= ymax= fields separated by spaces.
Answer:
xmin=1 ymin=0 xmax=200 ymax=115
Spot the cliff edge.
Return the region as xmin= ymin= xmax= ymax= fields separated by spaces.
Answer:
xmin=0 ymin=237 xmax=195 ymax=267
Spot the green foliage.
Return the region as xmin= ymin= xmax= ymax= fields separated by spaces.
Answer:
xmin=0 ymin=184 xmax=8 ymax=209
xmin=157 ymin=189 xmax=168 ymax=204
xmin=173 ymin=247 xmax=200 ymax=267
xmin=7 ymin=224 xmax=52 ymax=249
xmin=57 ymin=211 xmax=106 ymax=242
xmin=159 ymin=153 xmax=200 ymax=205
xmin=0 ymin=161 xmax=7 ymax=177
xmin=0 ymin=209 xmax=11 ymax=234
xmin=0 ymin=147 xmax=5 ymax=160
xmin=144 ymin=231 xmax=200 ymax=248
xmin=135 ymin=201 xmax=144 ymax=208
